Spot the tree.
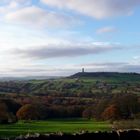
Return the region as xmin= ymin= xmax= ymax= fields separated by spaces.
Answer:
xmin=0 ymin=102 xmax=9 ymax=123
xmin=16 ymin=103 xmax=49 ymax=120
xmin=94 ymin=98 xmax=110 ymax=120
xmin=112 ymin=93 xmax=140 ymax=119
xmin=0 ymin=102 xmax=17 ymax=124
xmin=101 ymin=104 xmax=120 ymax=121
xmin=82 ymin=107 xmax=94 ymax=119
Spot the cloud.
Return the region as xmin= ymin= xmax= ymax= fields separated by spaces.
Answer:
xmin=2 ymin=62 xmax=140 ymax=77
xmin=79 ymin=62 xmax=127 ymax=67
xmin=13 ymin=42 xmax=121 ymax=59
xmin=0 ymin=0 xmax=9 ymax=5
xmin=5 ymin=6 xmax=80 ymax=28
xmin=8 ymin=0 xmax=32 ymax=8
xmin=41 ymin=0 xmax=140 ymax=19
xmin=0 ymin=63 xmax=79 ymax=76
xmin=0 ymin=0 xmax=33 ymax=17
xmin=77 ymin=62 xmax=140 ymax=73
xmin=0 ymin=0 xmax=32 ymax=5
xmin=133 ymin=56 xmax=140 ymax=60
xmin=96 ymin=26 xmax=117 ymax=34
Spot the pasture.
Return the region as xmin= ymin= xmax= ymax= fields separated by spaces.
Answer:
xmin=0 ymin=119 xmax=111 ymax=137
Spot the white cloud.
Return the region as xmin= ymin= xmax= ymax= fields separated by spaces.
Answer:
xmin=0 ymin=1 xmax=81 ymax=28
xmin=0 ymin=0 xmax=9 ymax=5
xmin=0 ymin=25 xmax=61 ymax=74
xmin=1 ymin=61 xmax=140 ymax=77
xmin=0 ymin=0 xmax=32 ymax=15
xmin=0 ymin=22 xmax=122 ymax=76
xmin=133 ymin=56 xmax=140 ymax=60
xmin=77 ymin=62 xmax=140 ymax=73
xmin=13 ymin=42 xmax=121 ymax=59
xmin=7 ymin=0 xmax=32 ymax=9
xmin=5 ymin=6 xmax=80 ymax=28
xmin=41 ymin=0 xmax=140 ymax=19
xmin=96 ymin=26 xmax=117 ymax=34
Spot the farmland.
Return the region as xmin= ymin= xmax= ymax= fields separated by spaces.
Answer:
xmin=0 ymin=119 xmax=111 ymax=137
xmin=0 ymin=72 xmax=140 ymax=138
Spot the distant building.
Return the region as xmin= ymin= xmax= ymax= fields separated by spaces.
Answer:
xmin=82 ymin=68 xmax=85 ymax=73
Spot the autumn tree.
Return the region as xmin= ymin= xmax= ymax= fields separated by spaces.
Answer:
xmin=16 ymin=103 xmax=49 ymax=120
xmin=101 ymin=104 xmax=120 ymax=121
xmin=94 ymin=98 xmax=110 ymax=120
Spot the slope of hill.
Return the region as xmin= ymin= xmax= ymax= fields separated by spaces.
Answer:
xmin=0 ymin=72 xmax=140 ymax=96
xmin=70 ymin=72 xmax=140 ymax=78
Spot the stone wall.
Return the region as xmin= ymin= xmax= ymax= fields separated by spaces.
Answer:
xmin=2 ymin=130 xmax=140 ymax=140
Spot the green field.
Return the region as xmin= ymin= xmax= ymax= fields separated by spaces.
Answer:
xmin=0 ymin=119 xmax=111 ymax=138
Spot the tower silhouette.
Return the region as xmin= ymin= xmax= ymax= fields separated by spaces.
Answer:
xmin=82 ymin=68 xmax=84 ymax=73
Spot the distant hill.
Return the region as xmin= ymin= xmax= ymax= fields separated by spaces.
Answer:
xmin=0 ymin=72 xmax=140 ymax=95
xmin=70 ymin=72 xmax=140 ymax=78
xmin=0 ymin=76 xmax=63 ymax=81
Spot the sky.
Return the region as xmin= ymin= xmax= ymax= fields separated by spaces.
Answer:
xmin=0 ymin=0 xmax=140 ymax=77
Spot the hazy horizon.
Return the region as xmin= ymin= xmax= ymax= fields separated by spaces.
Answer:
xmin=0 ymin=0 xmax=140 ymax=76
xmin=0 ymin=71 xmax=140 ymax=78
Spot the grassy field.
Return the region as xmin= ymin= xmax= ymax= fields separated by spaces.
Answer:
xmin=0 ymin=119 xmax=111 ymax=138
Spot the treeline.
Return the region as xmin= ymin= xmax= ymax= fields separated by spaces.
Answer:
xmin=0 ymin=93 xmax=140 ymax=123
xmin=83 ymin=93 xmax=140 ymax=120
xmin=0 ymin=76 xmax=140 ymax=123
xmin=16 ymin=104 xmax=84 ymax=120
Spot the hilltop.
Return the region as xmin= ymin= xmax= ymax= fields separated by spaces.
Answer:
xmin=70 ymin=72 xmax=140 ymax=78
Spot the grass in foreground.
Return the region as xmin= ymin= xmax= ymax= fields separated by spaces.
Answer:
xmin=0 ymin=119 xmax=111 ymax=137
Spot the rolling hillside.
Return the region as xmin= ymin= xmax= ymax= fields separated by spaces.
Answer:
xmin=70 ymin=72 xmax=140 ymax=78
xmin=0 ymin=72 xmax=140 ymax=96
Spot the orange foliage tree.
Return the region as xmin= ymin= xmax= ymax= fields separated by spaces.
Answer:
xmin=16 ymin=103 xmax=48 ymax=120
xmin=101 ymin=104 xmax=120 ymax=121
xmin=16 ymin=104 xmax=40 ymax=120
